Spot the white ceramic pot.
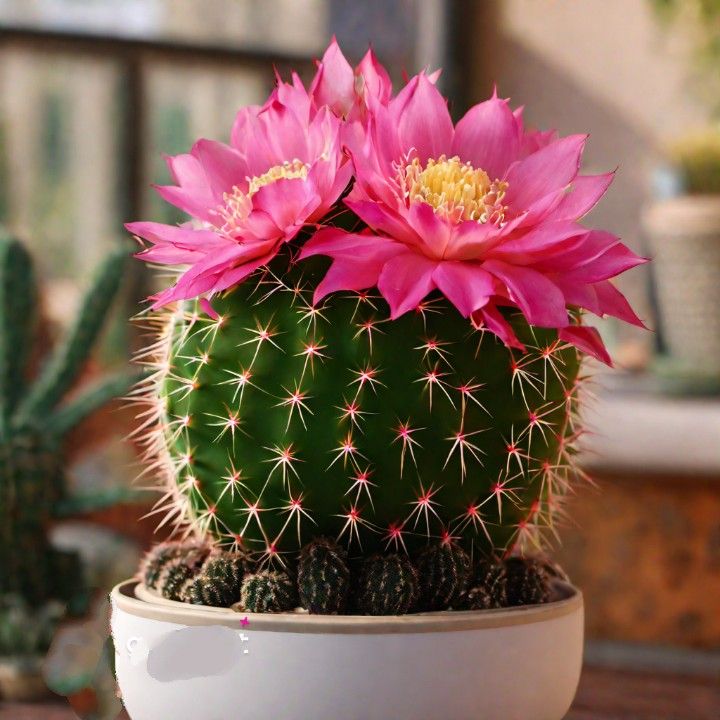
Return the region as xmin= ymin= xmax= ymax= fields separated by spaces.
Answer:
xmin=111 ymin=580 xmax=583 ymax=720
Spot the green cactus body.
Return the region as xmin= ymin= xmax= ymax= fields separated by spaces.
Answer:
xmin=0 ymin=234 xmax=134 ymax=608
xmin=298 ymin=537 xmax=350 ymax=614
xmin=140 ymin=541 xmax=188 ymax=589
xmin=467 ymin=559 xmax=508 ymax=609
xmin=354 ymin=554 xmax=418 ymax=616
xmin=148 ymin=252 xmax=582 ymax=560
xmin=416 ymin=540 xmax=471 ymax=611
xmin=239 ymin=571 xmax=297 ymax=613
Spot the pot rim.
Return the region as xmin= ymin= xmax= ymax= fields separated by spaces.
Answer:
xmin=112 ymin=580 xmax=583 ymax=635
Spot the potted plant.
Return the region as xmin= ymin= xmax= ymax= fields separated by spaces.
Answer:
xmin=645 ymin=0 xmax=720 ymax=392
xmin=0 ymin=233 xmax=134 ymax=700
xmin=643 ymin=130 xmax=720 ymax=391
xmin=116 ymin=40 xmax=646 ymax=720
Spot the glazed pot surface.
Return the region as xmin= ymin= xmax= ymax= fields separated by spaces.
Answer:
xmin=111 ymin=580 xmax=583 ymax=720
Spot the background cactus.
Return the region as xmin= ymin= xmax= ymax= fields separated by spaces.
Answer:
xmin=141 ymin=251 xmax=583 ymax=562
xmin=183 ymin=575 xmax=237 ymax=607
xmin=504 ymin=557 xmax=550 ymax=607
xmin=239 ymin=571 xmax=297 ymax=613
xmin=0 ymin=232 xmax=135 ymax=610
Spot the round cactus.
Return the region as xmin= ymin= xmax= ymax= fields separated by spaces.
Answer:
xmin=140 ymin=541 xmax=188 ymax=589
xmin=466 ymin=559 xmax=508 ymax=609
xmin=504 ymin=557 xmax=550 ymax=606
xmin=201 ymin=551 xmax=253 ymax=596
xmin=183 ymin=575 xmax=237 ymax=607
xmin=416 ymin=539 xmax=471 ymax=611
xmin=159 ymin=558 xmax=197 ymax=601
xmin=144 ymin=253 xmax=582 ymax=560
xmin=239 ymin=571 xmax=297 ymax=613
xmin=298 ymin=537 xmax=351 ymax=614
xmin=353 ymin=554 xmax=419 ymax=616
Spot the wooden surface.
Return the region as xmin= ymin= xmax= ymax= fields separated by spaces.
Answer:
xmin=1 ymin=665 xmax=718 ymax=719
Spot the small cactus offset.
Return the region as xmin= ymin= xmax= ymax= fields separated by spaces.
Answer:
xmin=201 ymin=552 xmax=253 ymax=597
xmin=416 ymin=540 xmax=471 ymax=611
xmin=140 ymin=540 xmax=209 ymax=590
xmin=183 ymin=576 xmax=237 ymax=608
xmin=354 ymin=554 xmax=419 ymax=616
xmin=159 ymin=559 xmax=197 ymax=601
xmin=504 ymin=557 xmax=551 ymax=607
xmin=298 ymin=538 xmax=350 ymax=614
xmin=463 ymin=559 xmax=508 ymax=610
xmin=0 ymin=232 xmax=135 ymax=609
xmin=239 ymin=571 xmax=297 ymax=614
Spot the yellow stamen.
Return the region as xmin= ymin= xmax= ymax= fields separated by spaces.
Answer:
xmin=399 ymin=154 xmax=508 ymax=225
xmin=217 ymin=159 xmax=310 ymax=233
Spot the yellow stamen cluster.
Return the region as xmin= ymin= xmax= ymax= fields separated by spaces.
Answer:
xmin=399 ymin=155 xmax=508 ymax=225
xmin=217 ymin=159 xmax=310 ymax=234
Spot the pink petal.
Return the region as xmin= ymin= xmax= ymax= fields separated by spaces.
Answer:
xmin=230 ymin=105 xmax=263 ymax=150
xmin=301 ymin=228 xmax=400 ymax=260
xmin=483 ymin=260 xmax=568 ymax=327
xmin=310 ymin=38 xmax=355 ymax=117
xmin=504 ymin=134 xmax=587 ymax=210
xmin=394 ymin=74 xmax=453 ymax=163
xmin=356 ymin=48 xmax=392 ymax=106
xmin=554 ymin=172 xmax=615 ymax=221
xmin=432 ymin=262 xmax=495 ymax=316
xmin=250 ymin=176 xmax=321 ymax=237
xmin=486 ymin=221 xmax=584 ymax=265
xmin=593 ymin=280 xmax=647 ymax=328
xmin=406 ymin=201 xmax=452 ymax=258
xmin=126 ymin=222 xmax=226 ymax=264
xmin=377 ymin=252 xmax=438 ymax=318
xmin=452 ymin=96 xmax=521 ymax=179
xmin=560 ymin=241 xmax=647 ymax=283
xmin=192 ymin=139 xmax=247 ymax=199
xmin=473 ymin=304 xmax=525 ymax=351
xmin=199 ymin=298 xmax=219 ymax=319
xmin=559 ymin=326 xmax=612 ymax=366
xmin=345 ymin=199 xmax=420 ymax=243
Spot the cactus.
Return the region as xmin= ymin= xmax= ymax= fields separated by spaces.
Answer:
xmin=504 ymin=557 xmax=550 ymax=607
xmin=183 ymin=576 xmax=237 ymax=608
xmin=464 ymin=559 xmax=508 ymax=610
xmin=239 ymin=571 xmax=297 ymax=613
xmin=416 ymin=539 xmax=471 ymax=611
xmin=298 ymin=537 xmax=350 ymax=614
xmin=159 ymin=558 xmax=197 ymax=601
xmin=201 ymin=551 xmax=253 ymax=596
xmin=140 ymin=251 xmax=582 ymax=562
xmin=140 ymin=541 xmax=188 ymax=589
xmin=353 ymin=554 xmax=418 ymax=616
xmin=0 ymin=233 xmax=135 ymax=608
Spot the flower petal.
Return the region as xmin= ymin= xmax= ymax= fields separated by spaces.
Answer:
xmin=377 ymin=252 xmax=438 ymax=318
xmin=472 ymin=304 xmax=525 ymax=351
xmin=554 ymin=172 xmax=615 ymax=221
xmin=559 ymin=325 xmax=612 ymax=366
xmin=310 ymin=37 xmax=355 ymax=117
xmin=452 ymin=95 xmax=521 ymax=179
xmin=504 ymin=134 xmax=587 ymax=210
xmin=483 ymin=259 xmax=568 ymax=327
xmin=432 ymin=262 xmax=496 ymax=316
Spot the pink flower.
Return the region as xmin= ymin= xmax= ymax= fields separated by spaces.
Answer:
xmin=128 ymin=78 xmax=351 ymax=308
xmin=300 ymin=75 xmax=647 ymax=363
xmin=308 ymin=37 xmax=392 ymax=119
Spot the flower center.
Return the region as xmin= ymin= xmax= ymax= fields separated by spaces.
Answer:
xmin=217 ymin=159 xmax=309 ymax=234
xmin=399 ymin=155 xmax=508 ymax=225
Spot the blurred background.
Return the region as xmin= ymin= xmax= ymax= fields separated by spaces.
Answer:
xmin=0 ymin=1 xmax=717 ymax=717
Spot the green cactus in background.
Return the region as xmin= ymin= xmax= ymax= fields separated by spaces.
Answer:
xmin=201 ymin=551 xmax=253 ymax=595
xmin=298 ymin=537 xmax=350 ymax=614
xmin=416 ymin=539 xmax=471 ymax=611
xmin=464 ymin=558 xmax=508 ymax=610
xmin=353 ymin=554 xmax=418 ymax=616
xmin=159 ymin=558 xmax=197 ymax=601
xmin=0 ymin=232 xmax=135 ymax=609
xmin=141 ymin=252 xmax=583 ymax=562
xmin=239 ymin=571 xmax=297 ymax=613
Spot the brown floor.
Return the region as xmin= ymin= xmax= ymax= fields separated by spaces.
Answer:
xmin=1 ymin=665 xmax=718 ymax=720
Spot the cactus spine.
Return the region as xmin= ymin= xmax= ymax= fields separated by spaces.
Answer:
xmin=0 ymin=233 xmax=134 ymax=608
xmin=140 ymin=251 xmax=583 ymax=561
